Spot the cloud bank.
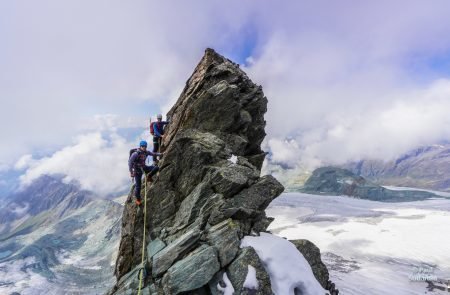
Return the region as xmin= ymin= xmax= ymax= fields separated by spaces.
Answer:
xmin=16 ymin=132 xmax=132 ymax=195
xmin=3 ymin=0 xmax=450 ymax=192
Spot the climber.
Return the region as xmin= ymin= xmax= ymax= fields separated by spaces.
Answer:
xmin=129 ymin=140 xmax=163 ymax=206
xmin=150 ymin=114 xmax=169 ymax=163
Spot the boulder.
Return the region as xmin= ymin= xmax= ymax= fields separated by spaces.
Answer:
xmin=152 ymin=229 xmax=201 ymax=277
xmin=206 ymin=219 xmax=240 ymax=267
xmin=225 ymin=247 xmax=273 ymax=295
xmin=147 ymin=238 xmax=166 ymax=261
xmin=162 ymin=245 xmax=220 ymax=294
xmin=290 ymin=239 xmax=329 ymax=290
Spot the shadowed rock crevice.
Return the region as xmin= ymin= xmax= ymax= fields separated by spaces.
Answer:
xmin=110 ymin=48 xmax=284 ymax=295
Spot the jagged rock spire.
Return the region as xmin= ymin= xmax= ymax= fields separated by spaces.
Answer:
xmin=111 ymin=48 xmax=284 ymax=295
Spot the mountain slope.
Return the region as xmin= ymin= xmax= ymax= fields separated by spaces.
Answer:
xmin=300 ymin=167 xmax=440 ymax=202
xmin=0 ymin=175 xmax=93 ymax=237
xmin=0 ymin=176 xmax=123 ymax=294
xmin=343 ymin=144 xmax=450 ymax=192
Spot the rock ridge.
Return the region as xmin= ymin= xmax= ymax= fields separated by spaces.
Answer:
xmin=109 ymin=48 xmax=284 ymax=295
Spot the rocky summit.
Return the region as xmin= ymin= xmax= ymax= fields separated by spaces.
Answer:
xmin=110 ymin=48 xmax=285 ymax=294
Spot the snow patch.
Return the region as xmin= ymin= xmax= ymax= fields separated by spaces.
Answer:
xmin=241 ymin=232 xmax=328 ymax=294
xmin=243 ymin=265 xmax=259 ymax=290
xmin=217 ymin=272 xmax=234 ymax=295
xmin=229 ymin=154 xmax=238 ymax=164
xmin=344 ymin=179 xmax=354 ymax=185
xmin=10 ymin=202 xmax=30 ymax=215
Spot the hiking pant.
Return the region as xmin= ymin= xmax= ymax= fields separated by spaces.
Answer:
xmin=153 ymin=136 xmax=162 ymax=162
xmin=134 ymin=165 xmax=159 ymax=200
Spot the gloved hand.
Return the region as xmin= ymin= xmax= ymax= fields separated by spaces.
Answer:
xmin=130 ymin=171 xmax=135 ymax=178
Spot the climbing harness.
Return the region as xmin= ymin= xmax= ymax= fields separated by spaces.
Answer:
xmin=137 ymin=171 xmax=148 ymax=295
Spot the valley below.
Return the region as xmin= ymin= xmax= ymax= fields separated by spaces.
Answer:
xmin=0 ymin=198 xmax=123 ymax=295
xmin=2 ymin=180 xmax=450 ymax=294
xmin=267 ymin=191 xmax=450 ymax=294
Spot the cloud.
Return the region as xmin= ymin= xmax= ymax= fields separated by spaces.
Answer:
xmin=264 ymin=79 xmax=450 ymax=171
xmin=0 ymin=0 xmax=256 ymax=165
xmin=17 ymin=131 xmax=133 ymax=196
xmin=0 ymin=257 xmax=53 ymax=295
xmin=242 ymin=1 xmax=450 ymax=170
xmin=0 ymin=163 xmax=9 ymax=172
xmin=80 ymin=114 xmax=148 ymax=132
xmin=266 ymin=138 xmax=302 ymax=167
xmin=4 ymin=0 xmax=450 ymax=182
xmin=14 ymin=155 xmax=33 ymax=170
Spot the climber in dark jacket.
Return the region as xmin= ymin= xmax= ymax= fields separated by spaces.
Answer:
xmin=129 ymin=140 xmax=162 ymax=205
xmin=150 ymin=114 xmax=170 ymax=163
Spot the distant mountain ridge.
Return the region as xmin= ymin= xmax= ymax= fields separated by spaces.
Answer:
xmin=0 ymin=175 xmax=123 ymax=294
xmin=0 ymin=175 xmax=93 ymax=237
xmin=300 ymin=167 xmax=441 ymax=202
xmin=343 ymin=144 xmax=450 ymax=192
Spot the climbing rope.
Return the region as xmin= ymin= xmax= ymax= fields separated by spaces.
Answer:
xmin=136 ymin=117 xmax=163 ymax=293
xmin=158 ymin=137 xmax=162 ymax=159
xmin=137 ymin=172 xmax=148 ymax=295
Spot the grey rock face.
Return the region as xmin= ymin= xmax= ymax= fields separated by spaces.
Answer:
xmin=152 ymin=228 xmax=201 ymax=277
xmin=290 ymin=239 xmax=329 ymax=289
xmin=112 ymin=48 xmax=284 ymax=294
xmin=162 ymin=245 xmax=220 ymax=294
xmin=147 ymin=238 xmax=166 ymax=260
xmin=301 ymin=166 xmax=438 ymax=202
xmin=206 ymin=219 xmax=240 ymax=267
xmin=113 ymin=264 xmax=144 ymax=294
xmin=225 ymin=247 xmax=273 ymax=295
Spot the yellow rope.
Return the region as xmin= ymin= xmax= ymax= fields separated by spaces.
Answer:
xmin=137 ymin=172 xmax=148 ymax=295
xmin=137 ymin=132 xmax=161 ymax=293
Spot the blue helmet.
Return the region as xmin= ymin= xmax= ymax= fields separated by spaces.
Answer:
xmin=139 ymin=140 xmax=148 ymax=147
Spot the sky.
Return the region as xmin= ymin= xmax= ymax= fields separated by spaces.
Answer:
xmin=2 ymin=0 xmax=450 ymax=195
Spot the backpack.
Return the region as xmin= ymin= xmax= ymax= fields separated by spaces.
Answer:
xmin=150 ymin=122 xmax=155 ymax=136
xmin=129 ymin=148 xmax=139 ymax=159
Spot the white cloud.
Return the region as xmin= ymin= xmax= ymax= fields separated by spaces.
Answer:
xmin=14 ymin=154 xmax=34 ymax=170
xmin=0 ymin=0 xmax=247 ymax=165
xmin=266 ymin=138 xmax=302 ymax=167
xmin=242 ymin=1 xmax=450 ymax=170
xmin=263 ymin=79 xmax=450 ymax=171
xmin=0 ymin=163 xmax=9 ymax=172
xmin=3 ymin=0 xmax=450 ymax=176
xmin=0 ymin=257 xmax=53 ymax=295
xmin=17 ymin=132 xmax=133 ymax=195
xmin=80 ymin=114 xmax=148 ymax=132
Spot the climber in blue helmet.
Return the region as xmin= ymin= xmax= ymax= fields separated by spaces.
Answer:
xmin=128 ymin=140 xmax=163 ymax=206
xmin=150 ymin=114 xmax=170 ymax=163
